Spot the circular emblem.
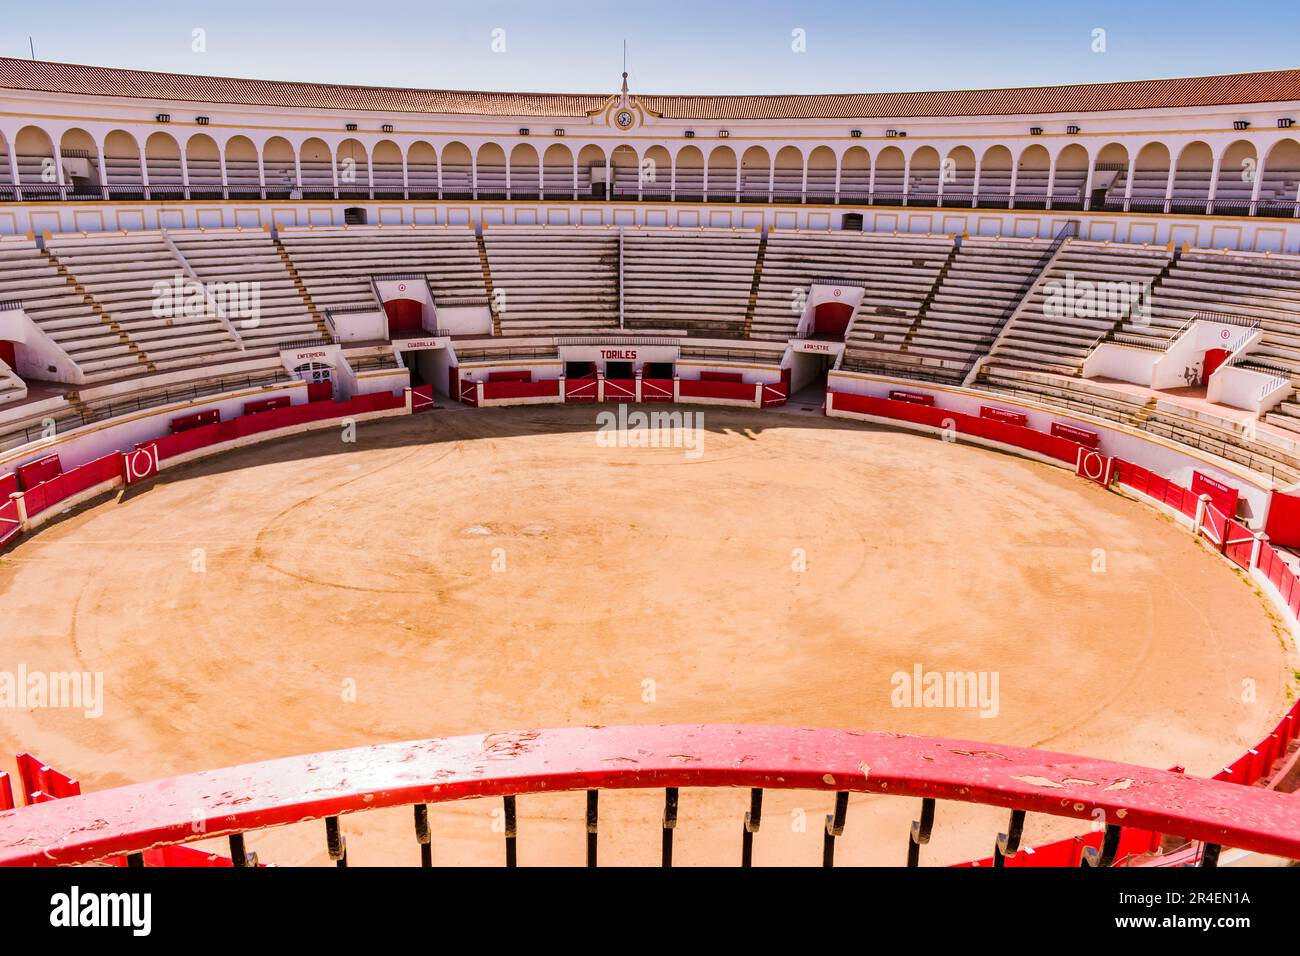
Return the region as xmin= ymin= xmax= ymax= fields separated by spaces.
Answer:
xmin=398 ymin=283 xmax=407 ymax=293
xmin=833 ymin=288 xmax=842 ymax=297
xmin=615 ymin=109 xmax=634 ymax=129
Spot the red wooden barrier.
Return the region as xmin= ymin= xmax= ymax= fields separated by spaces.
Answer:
xmin=564 ymin=377 xmax=598 ymax=403
xmin=889 ymin=390 xmax=935 ymax=406
xmin=0 ymin=497 xmax=19 ymax=546
xmin=243 ymin=396 xmax=291 ymax=415
xmin=0 ymin=471 xmax=16 ymax=500
xmin=170 ymin=409 xmax=221 ymax=433
xmin=679 ymin=378 xmax=755 ymax=402
xmin=21 ymin=452 xmax=123 ymax=520
xmin=641 ymin=378 xmax=674 ymax=402
xmin=603 ymin=378 xmax=636 ymax=402
xmin=16 ymin=453 xmax=61 ymax=490
xmin=980 ymin=405 xmax=1027 ymax=427
xmin=481 ymin=379 xmax=560 ymax=401
xmin=1051 ymin=421 xmax=1099 ymax=448
xmin=411 ymin=384 xmax=435 ymax=412
xmin=487 ymin=370 xmax=531 ymax=383
xmin=3 ymin=725 xmax=1299 ymax=866
xmin=700 ymin=370 xmax=743 ymax=383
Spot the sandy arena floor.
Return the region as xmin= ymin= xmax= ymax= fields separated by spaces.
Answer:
xmin=0 ymin=404 xmax=1294 ymax=866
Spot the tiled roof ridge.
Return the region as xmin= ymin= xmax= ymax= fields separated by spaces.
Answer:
xmin=1 ymin=57 xmax=1298 ymax=120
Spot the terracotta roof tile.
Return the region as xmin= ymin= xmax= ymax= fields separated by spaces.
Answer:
xmin=1 ymin=57 xmax=1298 ymax=120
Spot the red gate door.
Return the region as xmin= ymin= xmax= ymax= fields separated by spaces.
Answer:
xmin=604 ymin=378 xmax=636 ymax=402
xmin=564 ymin=377 xmax=598 ymax=403
xmin=641 ymin=379 xmax=674 ymax=402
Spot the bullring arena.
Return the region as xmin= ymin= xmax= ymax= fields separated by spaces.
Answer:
xmin=3 ymin=21 xmax=1300 ymax=878
xmin=0 ymin=404 xmax=1295 ymax=865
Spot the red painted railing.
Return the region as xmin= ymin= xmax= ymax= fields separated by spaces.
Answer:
xmin=0 ymin=725 xmax=1297 ymax=867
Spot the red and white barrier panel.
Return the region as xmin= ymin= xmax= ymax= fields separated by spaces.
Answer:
xmin=411 ymin=384 xmax=436 ymax=412
xmin=563 ymin=376 xmax=598 ymax=404
xmin=1075 ymin=448 xmax=1115 ymax=487
xmin=762 ymin=382 xmax=789 ymax=407
xmin=603 ymin=378 xmax=636 ymax=402
xmin=641 ymin=378 xmax=674 ymax=402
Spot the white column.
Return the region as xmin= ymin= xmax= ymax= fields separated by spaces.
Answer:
xmin=670 ymin=156 xmax=677 ymax=202
xmin=256 ymin=146 xmax=266 ymax=200
xmin=366 ymin=152 xmax=375 ymax=200
xmin=605 ymin=157 xmax=612 ymax=200
xmin=505 ymin=159 xmax=511 ymax=200
xmin=1044 ymin=156 xmax=1057 ymax=210
xmin=734 ymin=162 xmax=741 ymax=203
xmin=1121 ymin=157 xmax=1135 ymax=212
xmin=902 ymin=155 xmax=912 ymax=206
xmin=1161 ymin=164 xmax=1177 ymax=214
xmin=292 ymin=151 xmax=302 ymax=197
xmin=218 ymin=142 xmax=230 ymax=199
xmin=867 ymin=160 xmax=877 ymax=204
xmin=330 ymin=147 xmax=340 ymax=200
xmin=767 ymin=161 xmax=775 ymax=204
xmin=1204 ymin=152 xmax=1223 ymax=215
xmin=470 ymin=153 xmax=478 ymax=200
xmin=5 ymin=144 xmax=20 ymax=200
xmin=140 ymin=147 xmax=152 ymax=200
xmin=572 ymin=155 xmax=579 ymax=201
xmin=181 ymin=147 xmax=192 ymax=199
xmin=799 ymin=158 xmax=808 ymax=204
xmin=1081 ymin=156 xmax=1097 ymax=211
xmin=94 ymin=141 xmax=109 ymax=200
xmin=834 ymin=158 xmax=842 ymax=205
xmin=1006 ymin=157 xmax=1018 ymax=209
xmin=972 ymin=158 xmax=982 ymax=207
xmin=401 ymin=150 xmax=410 ymax=200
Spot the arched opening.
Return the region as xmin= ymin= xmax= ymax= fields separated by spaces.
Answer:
xmin=225 ymin=135 xmax=260 ymax=198
xmin=576 ymin=144 xmax=606 ymax=199
xmin=336 ymin=138 xmax=370 ymax=199
xmin=143 ymin=132 xmax=183 ymax=199
xmin=103 ymin=130 xmax=143 ymax=200
xmin=1131 ymin=141 xmax=1173 ymax=212
xmin=262 ymin=136 xmax=296 ymax=198
xmin=942 ymin=146 xmax=976 ymax=206
xmin=840 ymin=146 xmax=870 ymax=203
xmin=1212 ymin=140 xmax=1257 ymax=215
xmin=641 ymin=145 xmax=671 ymax=199
xmin=508 ymin=143 xmax=540 ymax=200
xmin=372 ymin=140 xmax=404 ymax=197
xmin=1052 ymin=144 xmax=1089 ymax=210
xmin=673 ymin=146 xmax=704 ymax=201
xmin=907 ymin=146 xmax=941 ymax=206
xmin=0 ymin=133 xmax=11 ymax=199
xmin=1260 ymin=139 xmax=1300 ymax=216
xmin=185 ymin=132 xmax=223 ymax=198
xmin=14 ymin=126 xmax=55 ymax=198
xmin=874 ymin=146 xmax=905 ymax=205
xmin=740 ymin=146 xmax=770 ymax=202
xmin=476 ymin=143 xmax=507 ymax=199
xmin=1171 ymin=141 xmax=1213 ymax=213
xmin=806 ymin=146 xmax=836 ymax=202
xmin=407 ymin=141 xmax=438 ymax=198
xmin=541 ymin=143 xmax=573 ymax=199
xmin=1014 ymin=144 xmax=1050 ymax=208
xmin=772 ymin=146 xmax=802 ymax=203
xmin=610 ymin=145 xmax=638 ymax=200
xmin=60 ymin=128 xmax=101 ymax=199
xmin=977 ymin=145 xmax=1012 ymax=206
xmin=1091 ymin=142 xmax=1129 ymax=210
xmin=441 ymin=141 xmax=473 ymax=198
xmin=706 ymin=146 xmax=737 ymax=202
xmin=299 ymin=137 xmax=334 ymax=198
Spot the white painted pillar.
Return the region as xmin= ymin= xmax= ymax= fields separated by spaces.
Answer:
xmin=1081 ymin=157 xmax=1097 ymax=211
xmin=1248 ymin=152 xmax=1265 ymax=216
xmin=94 ymin=141 xmax=109 ymax=200
xmin=1205 ymin=152 xmax=1224 ymax=215
xmin=256 ymin=147 xmax=266 ymax=200
xmin=1044 ymin=156 xmax=1057 ymax=210
xmin=1161 ymin=164 xmax=1177 ymax=214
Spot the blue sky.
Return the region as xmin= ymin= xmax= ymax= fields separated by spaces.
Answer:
xmin=4 ymin=1 xmax=1298 ymax=95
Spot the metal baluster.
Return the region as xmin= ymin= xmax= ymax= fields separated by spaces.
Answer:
xmin=661 ymin=788 xmax=678 ymax=867
xmin=1200 ymin=843 xmax=1221 ymax=868
xmin=414 ymin=804 xmax=432 ymax=868
xmin=822 ymin=792 xmax=849 ymax=867
xmin=229 ymin=832 xmax=256 ymax=867
xmin=993 ymin=809 xmax=1026 ymax=868
xmin=586 ymin=790 xmax=599 ymax=867
xmin=503 ymin=795 xmax=518 ymax=868
xmin=741 ymin=788 xmax=763 ymax=867
xmin=907 ymin=798 xmax=936 ymax=867
xmin=325 ymin=816 xmax=347 ymax=868
xmin=1082 ymin=824 xmax=1123 ymax=867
